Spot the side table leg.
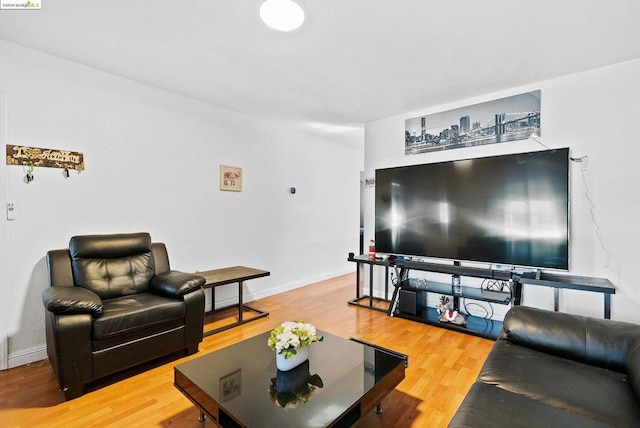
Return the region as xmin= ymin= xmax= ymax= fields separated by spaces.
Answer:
xmin=238 ymin=281 xmax=244 ymax=322
xmin=355 ymin=262 xmax=360 ymax=299
xmin=212 ymin=286 xmax=215 ymax=311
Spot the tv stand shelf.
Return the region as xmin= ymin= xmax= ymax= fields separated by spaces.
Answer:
xmin=516 ymin=271 xmax=616 ymax=318
xmin=347 ymin=254 xmax=616 ymax=340
xmin=392 ymin=258 xmax=512 ymax=281
xmin=397 ymin=280 xmax=512 ymax=305
xmin=394 ymin=278 xmax=509 ymax=339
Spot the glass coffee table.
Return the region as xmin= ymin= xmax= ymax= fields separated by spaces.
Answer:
xmin=174 ymin=331 xmax=407 ymax=427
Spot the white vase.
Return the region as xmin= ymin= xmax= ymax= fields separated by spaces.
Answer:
xmin=276 ymin=345 xmax=309 ymax=371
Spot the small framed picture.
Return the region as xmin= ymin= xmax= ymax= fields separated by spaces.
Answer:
xmin=220 ymin=165 xmax=242 ymax=192
xmin=219 ymin=369 xmax=241 ymax=402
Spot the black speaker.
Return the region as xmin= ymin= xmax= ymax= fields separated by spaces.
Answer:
xmin=398 ymin=289 xmax=423 ymax=316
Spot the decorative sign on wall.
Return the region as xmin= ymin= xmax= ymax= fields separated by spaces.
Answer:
xmin=6 ymin=145 xmax=85 ymax=170
xmin=405 ymin=90 xmax=541 ymax=155
xmin=220 ymin=165 xmax=242 ymax=192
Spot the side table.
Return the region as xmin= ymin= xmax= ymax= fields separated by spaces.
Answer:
xmin=196 ymin=266 xmax=270 ymax=336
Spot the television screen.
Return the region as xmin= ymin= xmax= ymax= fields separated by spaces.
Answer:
xmin=375 ymin=148 xmax=569 ymax=270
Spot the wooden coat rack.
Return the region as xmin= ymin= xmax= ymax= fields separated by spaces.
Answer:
xmin=6 ymin=144 xmax=85 ymax=170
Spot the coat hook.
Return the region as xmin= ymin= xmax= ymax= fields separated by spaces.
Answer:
xmin=63 ymin=168 xmax=70 ymax=178
xmin=23 ymin=163 xmax=35 ymax=184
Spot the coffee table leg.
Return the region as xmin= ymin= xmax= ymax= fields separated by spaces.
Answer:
xmin=198 ymin=412 xmax=206 ymax=422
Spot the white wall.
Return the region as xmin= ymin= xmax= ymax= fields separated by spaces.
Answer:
xmin=0 ymin=40 xmax=364 ymax=368
xmin=364 ymin=58 xmax=640 ymax=323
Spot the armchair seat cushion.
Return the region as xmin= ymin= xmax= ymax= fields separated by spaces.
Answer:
xmin=92 ymin=293 xmax=185 ymax=340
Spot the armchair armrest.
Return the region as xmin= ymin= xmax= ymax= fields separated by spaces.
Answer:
xmin=150 ymin=270 xmax=205 ymax=299
xmin=503 ymin=306 xmax=640 ymax=372
xmin=42 ymin=286 xmax=103 ymax=317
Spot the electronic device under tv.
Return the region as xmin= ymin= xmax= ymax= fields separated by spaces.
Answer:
xmin=375 ymin=148 xmax=569 ymax=270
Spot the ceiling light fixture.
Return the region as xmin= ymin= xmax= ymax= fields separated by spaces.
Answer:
xmin=259 ymin=0 xmax=305 ymax=32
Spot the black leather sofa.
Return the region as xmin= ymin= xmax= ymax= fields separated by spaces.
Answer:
xmin=42 ymin=232 xmax=206 ymax=400
xmin=449 ymin=306 xmax=640 ymax=427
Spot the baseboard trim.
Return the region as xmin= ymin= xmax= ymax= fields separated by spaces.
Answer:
xmin=8 ymin=345 xmax=47 ymax=369
xmin=248 ymin=268 xmax=353 ymax=302
xmin=0 ymin=335 xmax=7 ymax=370
xmin=254 ymin=268 xmax=353 ymax=300
xmin=207 ymin=268 xmax=353 ymax=310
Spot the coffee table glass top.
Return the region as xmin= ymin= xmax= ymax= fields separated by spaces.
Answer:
xmin=175 ymin=330 xmax=406 ymax=427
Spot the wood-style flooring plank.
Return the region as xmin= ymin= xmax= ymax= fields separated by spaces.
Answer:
xmin=0 ymin=273 xmax=493 ymax=427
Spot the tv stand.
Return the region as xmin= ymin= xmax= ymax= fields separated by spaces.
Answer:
xmin=347 ymin=254 xmax=616 ymax=340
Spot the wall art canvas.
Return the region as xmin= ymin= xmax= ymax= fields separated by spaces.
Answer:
xmin=405 ymin=90 xmax=540 ymax=155
xmin=220 ymin=165 xmax=242 ymax=192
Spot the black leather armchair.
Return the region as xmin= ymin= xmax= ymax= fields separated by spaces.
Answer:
xmin=42 ymin=232 xmax=206 ymax=400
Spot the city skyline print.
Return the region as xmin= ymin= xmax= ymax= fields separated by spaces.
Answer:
xmin=405 ymin=90 xmax=541 ymax=155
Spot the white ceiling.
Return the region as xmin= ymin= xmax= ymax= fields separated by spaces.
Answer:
xmin=1 ymin=0 xmax=640 ymax=128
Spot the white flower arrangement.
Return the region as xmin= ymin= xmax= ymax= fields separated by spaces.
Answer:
xmin=267 ymin=321 xmax=323 ymax=359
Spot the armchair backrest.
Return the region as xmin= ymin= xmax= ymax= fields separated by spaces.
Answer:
xmin=69 ymin=232 xmax=156 ymax=299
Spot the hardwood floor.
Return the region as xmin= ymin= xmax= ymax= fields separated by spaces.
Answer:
xmin=0 ymin=273 xmax=493 ymax=427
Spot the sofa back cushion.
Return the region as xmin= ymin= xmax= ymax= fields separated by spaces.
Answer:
xmin=503 ymin=306 xmax=640 ymax=373
xmin=70 ymin=233 xmax=155 ymax=300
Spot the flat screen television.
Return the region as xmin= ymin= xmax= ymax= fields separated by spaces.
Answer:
xmin=375 ymin=148 xmax=569 ymax=270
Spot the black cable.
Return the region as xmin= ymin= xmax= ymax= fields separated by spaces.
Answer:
xmin=482 ymin=279 xmax=502 ymax=291
xmin=482 ymin=278 xmax=511 ymax=293
xmin=462 ymin=299 xmax=494 ymax=319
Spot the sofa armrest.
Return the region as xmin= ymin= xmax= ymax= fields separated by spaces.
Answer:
xmin=42 ymin=286 xmax=103 ymax=317
xmin=150 ymin=270 xmax=205 ymax=299
xmin=503 ymin=306 xmax=640 ymax=372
